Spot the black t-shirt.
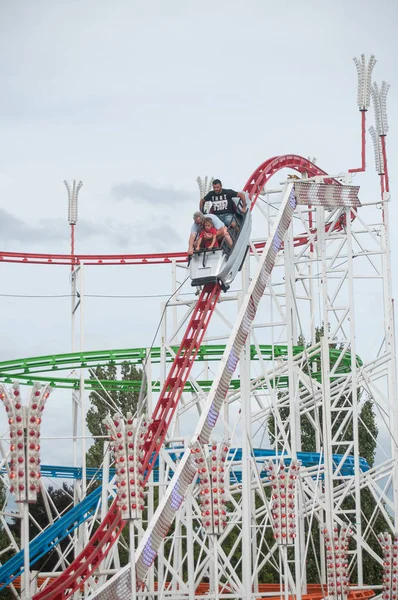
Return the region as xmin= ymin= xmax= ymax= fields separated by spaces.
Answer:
xmin=203 ymin=188 xmax=238 ymax=216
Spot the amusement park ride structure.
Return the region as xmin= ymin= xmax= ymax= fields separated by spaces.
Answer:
xmin=0 ymin=53 xmax=396 ymax=600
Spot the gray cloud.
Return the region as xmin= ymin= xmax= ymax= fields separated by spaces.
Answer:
xmin=112 ymin=180 xmax=195 ymax=207
xmin=0 ymin=209 xmax=67 ymax=242
xmin=0 ymin=208 xmax=180 ymax=251
xmin=78 ymin=219 xmax=133 ymax=248
xmin=77 ymin=219 xmax=181 ymax=250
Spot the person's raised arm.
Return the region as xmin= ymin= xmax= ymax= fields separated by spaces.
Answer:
xmin=237 ymin=192 xmax=247 ymax=213
xmin=188 ymin=232 xmax=197 ymax=255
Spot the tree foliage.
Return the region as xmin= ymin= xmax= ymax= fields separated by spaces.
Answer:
xmin=86 ymin=361 xmax=142 ymax=468
xmin=0 ymin=482 xmax=74 ymax=596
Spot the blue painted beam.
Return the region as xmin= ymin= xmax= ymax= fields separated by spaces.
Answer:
xmin=0 ymin=448 xmax=370 ymax=591
xmin=0 ymin=487 xmax=102 ymax=592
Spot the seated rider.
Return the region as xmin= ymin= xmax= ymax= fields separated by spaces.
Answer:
xmin=195 ymin=217 xmax=219 ymax=251
xmin=199 ymin=178 xmax=247 ymax=228
xmin=188 ymin=211 xmax=232 ymax=256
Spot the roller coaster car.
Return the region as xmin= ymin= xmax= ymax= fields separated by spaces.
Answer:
xmin=190 ymin=206 xmax=252 ymax=293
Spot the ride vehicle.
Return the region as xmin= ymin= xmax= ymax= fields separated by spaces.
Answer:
xmin=190 ymin=195 xmax=252 ymax=292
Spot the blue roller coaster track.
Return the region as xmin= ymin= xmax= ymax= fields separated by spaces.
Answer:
xmin=0 ymin=449 xmax=370 ymax=592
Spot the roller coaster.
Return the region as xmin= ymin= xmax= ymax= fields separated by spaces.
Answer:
xmin=0 ymin=54 xmax=396 ymax=600
xmin=0 ymin=344 xmax=367 ymax=593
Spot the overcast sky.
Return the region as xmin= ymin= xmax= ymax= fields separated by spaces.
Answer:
xmin=0 ymin=0 xmax=397 ymax=469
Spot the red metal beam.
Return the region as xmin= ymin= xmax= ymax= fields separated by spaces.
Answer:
xmin=142 ymin=282 xmax=221 ymax=480
xmin=1 ymin=155 xmax=346 ymax=268
xmin=349 ymin=110 xmax=367 ymax=174
xmin=0 ymin=250 xmax=188 ymax=266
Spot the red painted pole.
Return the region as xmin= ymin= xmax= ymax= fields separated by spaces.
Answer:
xmin=381 ymin=135 xmax=389 ymax=193
xmin=349 ymin=110 xmax=367 ymax=173
xmin=70 ymin=223 xmax=75 ymax=272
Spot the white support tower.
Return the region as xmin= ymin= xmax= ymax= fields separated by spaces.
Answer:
xmin=85 ymin=163 xmax=398 ymax=600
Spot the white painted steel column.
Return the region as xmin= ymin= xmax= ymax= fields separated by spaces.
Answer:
xmin=74 ymin=263 xmax=86 ymax=578
xmin=145 ymin=348 xmax=155 ymax=595
xmin=212 ymin=534 xmax=220 ymax=600
xmin=240 ymin=257 xmax=253 ymax=600
xmin=186 ymin=490 xmax=195 ymax=600
xmin=129 ymin=521 xmax=137 ymax=600
xmin=71 ymin=265 xmax=82 ymax=591
xmin=101 ymin=442 xmax=110 ymax=522
xmin=318 ymin=206 xmax=334 ymax=583
xmin=285 ymin=214 xmax=303 ymax=600
xmin=158 ymin=304 xmax=167 ymax=593
xmin=172 ymin=514 xmax=182 ymax=596
xmin=145 ymin=347 xmax=153 ymax=414
xmin=22 ymin=408 xmax=30 ymax=600
xmin=71 ymin=268 xmax=78 ymax=475
xmin=282 ymin=545 xmax=289 ymax=600
xmin=22 ymin=499 xmax=30 ymax=600
xmin=251 ymin=486 xmax=259 ymax=596
xmin=321 ymin=336 xmax=334 ymax=544
xmin=380 ymin=195 xmax=398 ymax=526
xmin=313 ymin=206 xmax=325 ymax=585
xmin=80 ymin=263 xmax=86 ymax=499
xmin=312 ymin=208 xmax=325 ymax=585
xmin=157 ymin=455 xmax=165 ymax=595
xmin=346 ymin=208 xmax=363 ymax=583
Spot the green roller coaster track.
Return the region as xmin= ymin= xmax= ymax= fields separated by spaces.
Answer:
xmin=0 ymin=345 xmax=362 ymax=392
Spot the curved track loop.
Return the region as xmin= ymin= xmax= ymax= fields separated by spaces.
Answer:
xmin=31 ymin=156 xmax=340 ymax=599
xmin=0 ymin=344 xmax=358 ymax=390
xmin=1 ymin=155 xmax=339 ymax=268
xmin=244 ymin=154 xmax=336 ymax=203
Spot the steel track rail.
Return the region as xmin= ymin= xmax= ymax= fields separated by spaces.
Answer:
xmin=0 ymin=345 xmax=360 ymax=390
xmin=0 ymin=155 xmax=345 ymax=268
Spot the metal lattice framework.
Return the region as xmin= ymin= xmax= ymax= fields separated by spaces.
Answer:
xmin=86 ymin=175 xmax=372 ymax=600
xmin=0 ymin=163 xmax=394 ymax=600
xmin=0 ymin=156 xmax=395 ymax=600
xmin=0 ymin=53 xmax=395 ymax=600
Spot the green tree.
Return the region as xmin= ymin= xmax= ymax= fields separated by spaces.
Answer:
xmin=86 ymin=361 xmax=142 ymax=468
xmin=0 ymin=482 xmax=74 ymax=597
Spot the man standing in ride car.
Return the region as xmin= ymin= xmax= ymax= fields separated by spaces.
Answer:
xmin=199 ymin=179 xmax=247 ymax=227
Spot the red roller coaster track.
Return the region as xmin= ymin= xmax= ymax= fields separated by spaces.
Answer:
xmin=142 ymin=283 xmax=221 ymax=480
xmin=31 ymin=155 xmax=341 ymax=599
xmin=1 ymin=155 xmax=338 ymax=269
